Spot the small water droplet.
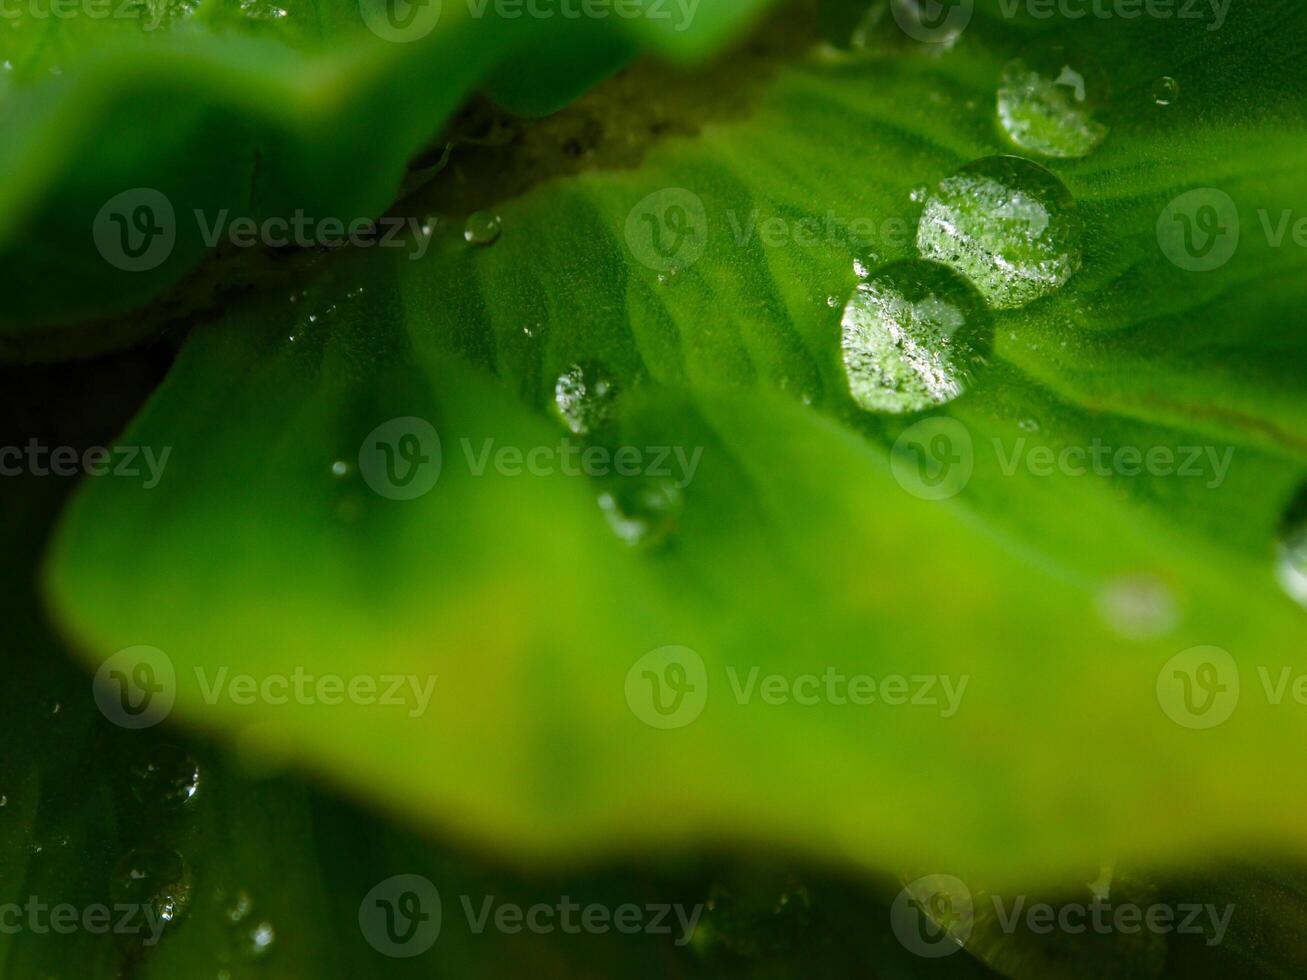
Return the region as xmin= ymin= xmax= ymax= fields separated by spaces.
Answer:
xmin=225 ymin=889 xmax=253 ymax=925
xmin=330 ymin=460 xmax=350 ymax=478
xmin=826 ymin=295 xmax=840 ymax=308
xmin=0 ymin=795 xmax=8 ymax=808
xmin=1152 ymin=76 xmax=1179 ymax=106
xmin=111 ymin=847 xmax=192 ymax=926
xmin=130 ymin=746 xmax=201 ymax=809
xmin=997 ymin=45 xmax=1110 ymax=158
xmin=917 ymin=155 xmax=1084 ymax=309
xmin=241 ymin=920 xmax=277 ymax=958
xmin=909 ymin=185 xmax=928 ymax=203
xmin=1096 ymin=575 xmax=1178 ymax=640
xmin=598 ymin=479 xmax=684 ymax=549
xmin=553 ymin=363 xmax=618 ymax=435
xmin=463 ymin=211 xmax=502 ymax=246
xmin=1017 ymin=417 xmax=1040 ymax=433
xmin=853 ymin=258 xmax=872 ymax=279
xmin=840 ymin=260 xmax=990 ymax=414
xmin=522 ymin=323 xmax=536 ymax=338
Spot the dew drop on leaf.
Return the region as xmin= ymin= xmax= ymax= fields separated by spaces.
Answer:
xmin=553 ymin=362 xmax=617 ymax=435
xmin=1095 ymin=575 xmax=1178 ymax=640
xmin=839 ymin=260 xmax=990 ymax=414
xmin=1276 ymin=510 xmax=1307 ymax=609
xmin=240 ymin=920 xmax=277 ymax=959
xmin=598 ymin=479 xmax=684 ymax=550
xmin=917 ymin=155 xmax=1084 ymax=309
xmin=330 ymin=460 xmax=350 ymax=479
xmin=997 ymin=45 xmax=1110 ymax=158
xmin=463 ymin=211 xmax=502 ymax=246
xmin=130 ymin=745 xmax=201 ymax=809
xmin=1152 ymin=76 xmax=1179 ymax=106
xmin=111 ymin=847 xmax=192 ymax=926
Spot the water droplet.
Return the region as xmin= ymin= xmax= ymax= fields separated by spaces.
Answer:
xmin=917 ymin=155 xmax=1084 ymax=309
xmin=839 ymin=260 xmax=990 ymax=414
xmin=1152 ymin=76 xmax=1179 ymax=106
xmin=1096 ymin=574 xmax=1178 ymax=640
xmin=997 ymin=45 xmax=1110 ymax=158
xmin=130 ymin=746 xmax=201 ymax=809
xmin=0 ymin=795 xmax=8 ymax=808
xmin=909 ymin=185 xmax=928 ymax=203
xmin=826 ymin=295 xmax=840 ymax=308
xmin=1276 ymin=510 xmax=1307 ymax=608
xmin=225 ymin=889 xmax=253 ymax=924
xmin=111 ymin=847 xmax=192 ymax=926
xmin=330 ymin=460 xmax=350 ymax=478
xmin=853 ymin=258 xmax=872 ymax=279
xmin=553 ymin=363 xmax=617 ymax=435
xmin=463 ymin=211 xmax=502 ymax=246
xmin=241 ymin=920 xmax=277 ymax=959
xmin=598 ymin=479 xmax=684 ymax=549
xmin=1017 ymin=417 xmax=1040 ymax=433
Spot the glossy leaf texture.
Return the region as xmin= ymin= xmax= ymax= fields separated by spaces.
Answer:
xmin=44 ymin=0 xmax=1307 ymax=892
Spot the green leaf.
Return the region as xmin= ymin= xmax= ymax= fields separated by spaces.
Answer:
xmin=0 ymin=0 xmax=773 ymax=347
xmin=44 ymin=0 xmax=1307 ymax=894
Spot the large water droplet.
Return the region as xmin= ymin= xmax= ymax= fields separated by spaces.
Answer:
xmin=917 ymin=155 xmax=1083 ymax=309
xmin=111 ymin=847 xmax=192 ymax=926
xmin=997 ymin=45 xmax=1109 ymax=158
xmin=1152 ymin=76 xmax=1179 ymax=106
xmin=598 ymin=479 xmax=684 ymax=549
xmin=839 ymin=260 xmax=990 ymax=414
xmin=463 ymin=211 xmax=502 ymax=246
xmin=130 ymin=746 xmax=201 ymax=809
xmin=553 ymin=363 xmax=618 ymax=435
xmin=1276 ymin=509 xmax=1307 ymax=608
